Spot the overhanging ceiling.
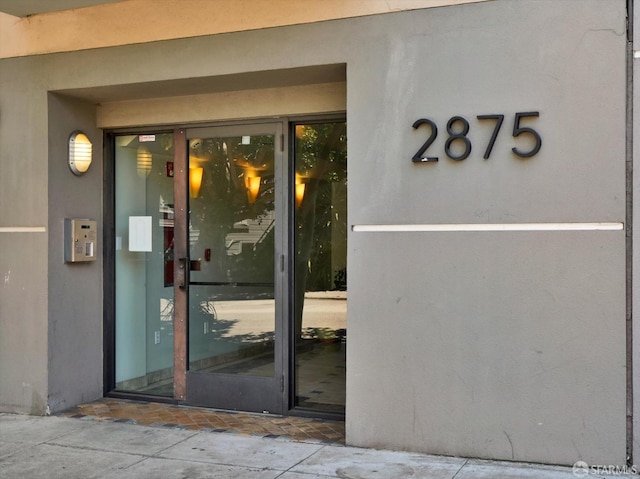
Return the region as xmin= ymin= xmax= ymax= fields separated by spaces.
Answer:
xmin=0 ymin=0 xmax=124 ymax=17
xmin=55 ymin=64 xmax=347 ymax=104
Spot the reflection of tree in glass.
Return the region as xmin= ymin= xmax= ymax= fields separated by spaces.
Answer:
xmin=199 ymin=135 xmax=275 ymax=217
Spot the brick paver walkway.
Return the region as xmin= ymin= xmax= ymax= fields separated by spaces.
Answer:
xmin=59 ymin=398 xmax=345 ymax=444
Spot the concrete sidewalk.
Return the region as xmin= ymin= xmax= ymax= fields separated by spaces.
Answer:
xmin=0 ymin=413 xmax=614 ymax=478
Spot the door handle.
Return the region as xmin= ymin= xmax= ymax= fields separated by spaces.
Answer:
xmin=178 ymin=257 xmax=190 ymax=290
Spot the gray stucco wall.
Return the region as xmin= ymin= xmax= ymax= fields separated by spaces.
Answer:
xmin=0 ymin=57 xmax=49 ymax=414
xmin=47 ymin=94 xmax=103 ymax=412
xmin=345 ymin=0 xmax=627 ymax=466
xmin=0 ymin=0 xmax=629 ymax=466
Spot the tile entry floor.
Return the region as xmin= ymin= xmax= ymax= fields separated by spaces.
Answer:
xmin=59 ymin=398 xmax=345 ymax=444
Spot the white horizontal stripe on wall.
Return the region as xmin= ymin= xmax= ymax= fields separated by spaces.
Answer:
xmin=352 ymin=223 xmax=624 ymax=233
xmin=0 ymin=227 xmax=47 ymax=233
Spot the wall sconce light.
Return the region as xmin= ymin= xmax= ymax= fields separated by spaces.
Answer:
xmin=295 ymin=125 xmax=306 ymax=139
xmin=68 ymin=131 xmax=93 ymax=176
xmin=245 ymin=170 xmax=261 ymax=204
xmin=137 ymin=145 xmax=153 ymax=177
xmin=190 ymin=167 xmax=204 ymax=198
xmin=295 ymin=173 xmax=306 ymax=208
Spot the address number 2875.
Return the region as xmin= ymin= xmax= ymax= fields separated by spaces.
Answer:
xmin=411 ymin=112 xmax=541 ymax=163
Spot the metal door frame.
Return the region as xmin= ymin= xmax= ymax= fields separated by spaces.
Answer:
xmin=173 ymin=122 xmax=289 ymax=414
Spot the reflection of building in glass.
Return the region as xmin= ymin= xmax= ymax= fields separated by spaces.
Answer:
xmin=226 ymin=212 xmax=275 ymax=256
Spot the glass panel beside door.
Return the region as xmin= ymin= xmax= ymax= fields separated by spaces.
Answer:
xmin=293 ymin=121 xmax=347 ymax=414
xmin=114 ymin=132 xmax=175 ymax=397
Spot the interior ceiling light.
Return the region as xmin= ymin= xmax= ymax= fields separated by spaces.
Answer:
xmin=137 ymin=145 xmax=153 ymax=177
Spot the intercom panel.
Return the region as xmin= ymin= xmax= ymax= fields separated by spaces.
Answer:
xmin=64 ymin=218 xmax=97 ymax=263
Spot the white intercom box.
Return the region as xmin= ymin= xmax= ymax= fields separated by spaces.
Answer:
xmin=64 ymin=218 xmax=97 ymax=263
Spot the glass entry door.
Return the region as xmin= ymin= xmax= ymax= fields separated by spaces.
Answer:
xmin=178 ymin=124 xmax=285 ymax=413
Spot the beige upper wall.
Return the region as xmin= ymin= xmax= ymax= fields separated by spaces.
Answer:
xmin=0 ymin=0 xmax=492 ymax=59
xmin=97 ymin=82 xmax=347 ymax=128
